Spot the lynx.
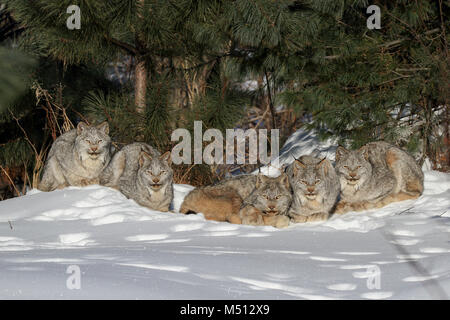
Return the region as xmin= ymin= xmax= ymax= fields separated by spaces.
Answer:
xmin=239 ymin=174 xmax=292 ymax=228
xmin=179 ymin=174 xmax=256 ymax=223
xmin=180 ymin=173 xmax=292 ymax=227
xmin=334 ymin=141 xmax=424 ymax=214
xmin=39 ymin=122 xmax=112 ymax=191
xmin=286 ymin=155 xmax=340 ymax=223
xmin=100 ymin=142 xmax=173 ymax=212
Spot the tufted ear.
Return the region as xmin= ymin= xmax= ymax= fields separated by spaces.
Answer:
xmin=96 ymin=121 xmax=109 ymax=135
xmin=292 ymin=157 xmax=306 ymax=175
xmin=278 ymin=173 xmax=290 ymax=189
xmin=315 ymin=157 xmax=329 ymax=175
xmin=139 ymin=151 xmax=153 ymax=168
xmin=77 ymin=122 xmax=89 ymax=135
xmin=335 ymin=146 xmax=349 ymax=162
xmin=256 ymin=174 xmax=268 ymax=188
xmin=160 ymin=151 xmax=172 ymax=165
xmin=357 ymin=145 xmax=369 ymax=161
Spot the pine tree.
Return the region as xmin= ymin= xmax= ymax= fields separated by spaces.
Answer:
xmin=0 ymin=5 xmax=33 ymax=111
xmin=4 ymin=0 xmax=447 ymax=190
xmin=4 ymin=0 xmax=195 ymax=112
xmin=0 ymin=47 xmax=34 ymax=111
xmin=280 ymin=0 xmax=449 ymax=167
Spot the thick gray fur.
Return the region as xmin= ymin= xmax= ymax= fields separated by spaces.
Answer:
xmin=100 ymin=142 xmax=173 ymax=212
xmin=39 ymin=122 xmax=112 ymax=191
xmin=286 ymin=155 xmax=340 ymax=222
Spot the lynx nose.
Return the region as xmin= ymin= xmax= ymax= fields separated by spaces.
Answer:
xmin=349 ymin=172 xmax=357 ymax=178
xmin=153 ymin=178 xmax=160 ymax=184
xmin=268 ymin=204 xmax=276 ymax=210
xmin=90 ymin=146 xmax=98 ymax=152
xmin=307 ymin=186 xmax=315 ymax=193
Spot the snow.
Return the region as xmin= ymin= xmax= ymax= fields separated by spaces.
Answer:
xmin=0 ymin=129 xmax=449 ymax=299
xmin=259 ymin=128 xmax=338 ymax=176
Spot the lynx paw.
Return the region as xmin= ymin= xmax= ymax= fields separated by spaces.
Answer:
xmin=56 ymin=182 xmax=69 ymax=190
xmin=334 ymin=201 xmax=350 ymax=214
xmin=269 ymin=215 xmax=290 ymax=228
xmin=351 ymin=201 xmax=368 ymax=211
xmin=291 ymin=215 xmax=309 ymax=223
xmin=306 ymin=212 xmax=329 ymax=222
xmin=242 ymin=215 xmax=263 ymax=226
xmin=290 ymin=212 xmax=329 ymax=223
xmin=240 ymin=207 xmax=263 ymax=226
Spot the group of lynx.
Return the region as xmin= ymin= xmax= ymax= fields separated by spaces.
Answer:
xmin=39 ymin=122 xmax=424 ymax=228
xmin=179 ymin=143 xmax=424 ymax=228
xmin=39 ymin=122 xmax=174 ymax=212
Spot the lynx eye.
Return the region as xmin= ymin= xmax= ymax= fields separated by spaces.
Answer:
xmin=344 ymin=165 xmax=349 ymax=169
xmin=356 ymin=166 xmax=361 ymax=169
xmin=86 ymin=139 xmax=91 ymax=144
xmin=275 ymin=195 xmax=280 ymax=200
xmin=315 ymin=179 xmax=321 ymax=184
xmin=301 ymin=180 xmax=308 ymax=185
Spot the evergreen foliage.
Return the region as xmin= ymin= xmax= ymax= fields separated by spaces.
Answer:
xmin=0 ymin=0 xmax=448 ymax=193
xmin=280 ymin=0 xmax=449 ymax=163
xmin=0 ymin=47 xmax=35 ymax=111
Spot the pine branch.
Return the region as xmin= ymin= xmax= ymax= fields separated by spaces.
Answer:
xmin=104 ymin=35 xmax=138 ymax=55
xmin=264 ymin=68 xmax=277 ymax=129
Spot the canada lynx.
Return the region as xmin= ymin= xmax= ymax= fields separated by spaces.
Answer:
xmin=286 ymin=155 xmax=340 ymax=222
xmin=239 ymin=174 xmax=292 ymax=228
xmin=39 ymin=122 xmax=112 ymax=191
xmin=100 ymin=142 xmax=173 ymax=212
xmin=179 ymin=174 xmax=256 ymax=223
xmin=180 ymin=173 xmax=292 ymax=227
xmin=334 ymin=141 xmax=424 ymax=213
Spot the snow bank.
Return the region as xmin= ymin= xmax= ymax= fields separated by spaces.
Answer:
xmin=258 ymin=128 xmax=337 ymax=176
xmin=0 ymin=173 xmax=448 ymax=299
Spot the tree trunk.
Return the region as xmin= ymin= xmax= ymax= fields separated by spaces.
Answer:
xmin=134 ymin=0 xmax=147 ymax=113
xmin=264 ymin=69 xmax=277 ymax=129
xmin=134 ymin=56 xmax=147 ymax=113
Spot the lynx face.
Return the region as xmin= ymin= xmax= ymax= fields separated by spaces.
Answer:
xmin=138 ymin=151 xmax=173 ymax=191
xmin=75 ymin=122 xmax=111 ymax=163
xmin=251 ymin=174 xmax=292 ymax=217
xmin=291 ymin=157 xmax=329 ymax=201
xmin=335 ymin=146 xmax=372 ymax=190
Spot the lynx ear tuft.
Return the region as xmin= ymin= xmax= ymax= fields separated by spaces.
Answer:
xmin=316 ymin=157 xmax=329 ymax=175
xmin=256 ymin=174 xmax=268 ymax=188
xmin=77 ymin=122 xmax=89 ymax=135
xmin=293 ymin=157 xmax=306 ymax=175
xmin=278 ymin=173 xmax=290 ymax=189
xmin=358 ymin=145 xmax=369 ymax=161
xmin=160 ymin=151 xmax=172 ymax=165
xmin=139 ymin=151 xmax=152 ymax=168
xmin=335 ymin=146 xmax=348 ymax=162
xmin=97 ymin=121 xmax=109 ymax=135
